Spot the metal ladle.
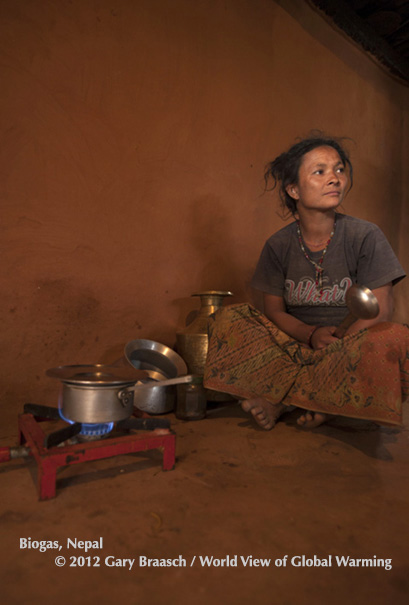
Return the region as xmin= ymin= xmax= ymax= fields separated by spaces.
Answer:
xmin=117 ymin=374 xmax=203 ymax=401
xmin=334 ymin=285 xmax=379 ymax=338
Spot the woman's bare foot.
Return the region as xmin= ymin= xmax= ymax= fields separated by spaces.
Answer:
xmin=241 ymin=398 xmax=286 ymax=430
xmin=297 ymin=411 xmax=331 ymax=428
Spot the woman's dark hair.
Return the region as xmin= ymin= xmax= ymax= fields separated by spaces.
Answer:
xmin=264 ymin=133 xmax=353 ymax=216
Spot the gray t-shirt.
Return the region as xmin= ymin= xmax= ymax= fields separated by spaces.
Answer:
xmin=251 ymin=214 xmax=406 ymax=326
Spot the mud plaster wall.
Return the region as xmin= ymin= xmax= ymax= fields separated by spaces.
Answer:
xmin=1 ymin=0 xmax=408 ymax=417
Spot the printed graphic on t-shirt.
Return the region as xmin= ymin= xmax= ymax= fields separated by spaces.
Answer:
xmin=284 ymin=276 xmax=352 ymax=306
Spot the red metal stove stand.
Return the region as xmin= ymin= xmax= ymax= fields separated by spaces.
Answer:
xmin=8 ymin=413 xmax=176 ymax=500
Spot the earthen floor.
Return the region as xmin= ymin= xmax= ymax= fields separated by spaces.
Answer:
xmin=1 ymin=403 xmax=408 ymax=605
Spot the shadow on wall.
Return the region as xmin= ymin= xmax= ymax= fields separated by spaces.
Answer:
xmin=173 ymin=193 xmax=247 ymax=327
xmin=100 ymin=193 xmax=257 ymax=361
xmin=189 ymin=194 xmax=243 ymax=289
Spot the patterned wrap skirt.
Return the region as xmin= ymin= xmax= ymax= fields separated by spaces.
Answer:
xmin=203 ymin=303 xmax=409 ymax=426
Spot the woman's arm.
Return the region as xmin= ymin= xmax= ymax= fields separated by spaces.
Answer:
xmin=263 ymin=283 xmax=394 ymax=349
xmin=345 ymin=283 xmax=394 ymax=334
xmin=263 ymin=293 xmax=338 ymax=348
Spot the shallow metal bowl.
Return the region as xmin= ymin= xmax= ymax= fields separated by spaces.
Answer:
xmin=124 ymin=339 xmax=187 ymax=378
xmin=124 ymin=340 xmax=187 ymax=414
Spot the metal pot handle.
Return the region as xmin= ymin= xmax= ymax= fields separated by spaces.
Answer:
xmin=118 ymin=374 xmax=202 ymax=401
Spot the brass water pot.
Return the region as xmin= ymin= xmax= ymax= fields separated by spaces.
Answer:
xmin=176 ymin=291 xmax=233 ymax=387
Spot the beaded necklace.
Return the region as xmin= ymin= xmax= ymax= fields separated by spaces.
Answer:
xmin=296 ymin=216 xmax=336 ymax=294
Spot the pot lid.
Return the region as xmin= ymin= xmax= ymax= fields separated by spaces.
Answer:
xmin=46 ymin=364 xmax=148 ymax=385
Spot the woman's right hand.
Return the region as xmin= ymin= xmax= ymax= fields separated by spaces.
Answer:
xmin=263 ymin=293 xmax=339 ymax=349
xmin=309 ymin=326 xmax=339 ymax=349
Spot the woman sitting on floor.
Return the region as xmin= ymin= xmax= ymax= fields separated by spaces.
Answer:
xmin=203 ymin=134 xmax=408 ymax=429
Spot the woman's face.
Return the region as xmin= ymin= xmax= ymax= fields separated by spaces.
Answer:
xmin=286 ymin=146 xmax=349 ymax=213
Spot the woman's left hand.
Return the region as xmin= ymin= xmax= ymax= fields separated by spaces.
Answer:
xmin=345 ymin=283 xmax=394 ymax=335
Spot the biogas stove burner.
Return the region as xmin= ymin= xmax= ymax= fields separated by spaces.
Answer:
xmin=57 ymin=406 xmax=114 ymax=442
xmin=0 ymin=404 xmax=176 ymax=501
xmin=76 ymin=423 xmax=114 ymax=440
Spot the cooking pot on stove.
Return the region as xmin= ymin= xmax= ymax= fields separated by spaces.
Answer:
xmin=47 ymin=365 xmax=148 ymax=424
